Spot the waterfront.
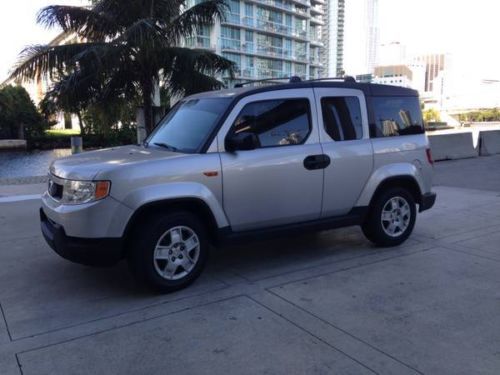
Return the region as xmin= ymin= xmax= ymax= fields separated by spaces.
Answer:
xmin=0 ymin=149 xmax=71 ymax=179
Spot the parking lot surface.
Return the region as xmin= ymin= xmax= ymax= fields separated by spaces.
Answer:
xmin=1 ymin=155 xmax=500 ymax=374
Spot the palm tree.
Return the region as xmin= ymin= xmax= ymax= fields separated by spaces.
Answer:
xmin=10 ymin=0 xmax=235 ymax=134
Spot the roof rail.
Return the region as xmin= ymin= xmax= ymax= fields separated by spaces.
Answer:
xmin=307 ymin=76 xmax=356 ymax=83
xmin=234 ymin=76 xmax=302 ymax=88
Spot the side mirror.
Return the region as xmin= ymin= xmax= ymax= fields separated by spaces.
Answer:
xmin=225 ymin=132 xmax=260 ymax=152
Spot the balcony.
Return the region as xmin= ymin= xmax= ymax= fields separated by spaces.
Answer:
xmin=220 ymin=37 xmax=241 ymax=52
xmin=237 ymin=67 xmax=291 ymax=80
xmin=310 ymin=16 xmax=324 ymax=25
xmin=292 ymin=28 xmax=308 ymax=39
xmin=223 ymin=12 xmax=242 ymax=26
xmin=251 ymin=0 xmax=308 ymax=17
xmin=310 ymin=4 xmax=324 ymax=14
xmin=185 ymin=36 xmax=214 ymax=50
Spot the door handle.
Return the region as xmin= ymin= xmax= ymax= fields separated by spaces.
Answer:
xmin=303 ymin=154 xmax=331 ymax=170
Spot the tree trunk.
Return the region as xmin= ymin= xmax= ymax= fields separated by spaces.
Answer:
xmin=142 ymin=79 xmax=154 ymax=135
xmin=76 ymin=111 xmax=86 ymax=136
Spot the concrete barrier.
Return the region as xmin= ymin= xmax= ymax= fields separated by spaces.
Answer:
xmin=428 ymin=133 xmax=478 ymax=161
xmin=0 ymin=139 xmax=27 ymax=150
xmin=479 ymin=130 xmax=500 ymax=156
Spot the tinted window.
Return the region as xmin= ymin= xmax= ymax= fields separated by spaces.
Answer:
xmin=231 ymin=99 xmax=311 ymax=147
xmin=372 ymin=96 xmax=424 ymax=137
xmin=321 ymin=97 xmax=363 ymax=141
xmin=147 ymin=98 xmax=231 ymax=152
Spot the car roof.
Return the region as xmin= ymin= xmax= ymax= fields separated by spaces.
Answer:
xmin=186 ymin=80 xmax=419 ymax=101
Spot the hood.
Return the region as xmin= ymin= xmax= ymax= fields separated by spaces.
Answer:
xmin=49 ymin=145 xmax=183 ymax=180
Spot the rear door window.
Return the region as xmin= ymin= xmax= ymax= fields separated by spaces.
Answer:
xmin=321 ymin=97 xmax=363 ymax=141
xmin=371 ymin=96 xmax=424 ymax=137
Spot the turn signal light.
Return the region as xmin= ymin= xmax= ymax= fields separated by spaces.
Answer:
xmin=95 ymin=181 xmax=111 ymax=199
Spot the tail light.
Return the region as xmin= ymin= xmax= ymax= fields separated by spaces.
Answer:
xmin=426 ymin=148 xmax=434 ymax=165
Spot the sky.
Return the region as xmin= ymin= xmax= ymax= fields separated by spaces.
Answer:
xmin=344 ymin=0 xmax=500 ymax=79
xmin=0 ymin=0 xmax=499 ymax=83
xmin=0 ymin=0 xmax=87 ymax=83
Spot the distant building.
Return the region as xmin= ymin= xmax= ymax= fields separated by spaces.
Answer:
xmin=322 ymin=0 xmax=345 ymax=76
xmin=373 ymin=65 xmax=414 ymax=88
xmin=355 ymin=73 xmax=373 ymax=83
xmin=366 ymin=0 xmax=380 ymax=72
xmin=413 ymin=53 xmax=449 ymax=93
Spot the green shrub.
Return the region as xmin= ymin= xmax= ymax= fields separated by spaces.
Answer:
xmin=0 ymin=85 xmax=48 ymax=139
xmin=27 ymin=127 xmax=137 ymax=150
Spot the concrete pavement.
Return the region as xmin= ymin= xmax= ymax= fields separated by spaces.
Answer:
xmin=1 ymin=157 xmax=500 ymax=374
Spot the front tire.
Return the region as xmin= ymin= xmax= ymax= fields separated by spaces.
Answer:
xmin=362 ymin=187 xmax=416 ymax=247
xmin=128 ymin=211 xmax=208 ymax=293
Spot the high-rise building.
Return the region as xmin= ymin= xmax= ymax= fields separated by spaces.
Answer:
xmin=366 ymin=0 xmax=379 ymax=72
xmin=413 ymin=54 xmax=449 ymax=93
xmin=184 ymin=0 xmax=328 ymax=85
xmin=322 ymin=0 xmax=345 ymax=77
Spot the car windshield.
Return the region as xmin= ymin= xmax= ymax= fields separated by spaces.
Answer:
xmin=147 ymin=97 xmax=232 ymax=153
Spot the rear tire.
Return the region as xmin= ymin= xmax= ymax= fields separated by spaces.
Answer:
xmin=128 ymin=211 xmax=208 ymax=293
xmin=362 ymin=187 xmax=416 ymax=247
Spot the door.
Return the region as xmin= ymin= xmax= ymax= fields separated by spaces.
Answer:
xmin=217 ymin=89 xmax=324 ymax=231
xmin=313 ymin=88 xmax=374 ymax=217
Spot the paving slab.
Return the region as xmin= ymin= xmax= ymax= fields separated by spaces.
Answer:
xmin=270 ymin=248 xmax=500 ymax=375
xmin=0 ymin=200 xmax=42 ymax=241
xmin=17 ymin=296 xmax=374 ymax=375
xmin=434 ymin=154 xmax=500 ymax=192
xmin=413 ymin=186 xmax=500 ymax=240
xmin=213 ymin=226 xmax=420 ymax=282
xmin=0 ymin=235 xmax=226 ymax=340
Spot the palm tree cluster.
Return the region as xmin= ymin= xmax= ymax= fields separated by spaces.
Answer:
xmin=10 ymin=0 xmax=235 ymax=134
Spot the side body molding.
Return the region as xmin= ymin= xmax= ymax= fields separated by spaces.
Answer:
xmin=120 ymin=182 xmax=230 ymax=229
xmin=355 ymin=163 xmax=425 ymax=207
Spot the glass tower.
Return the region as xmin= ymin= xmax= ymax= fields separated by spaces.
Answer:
xmin=184 ymin=0 xmax=327 ymax=85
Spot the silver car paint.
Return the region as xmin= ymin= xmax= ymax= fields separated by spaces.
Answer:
xmin=354 ymin=134 xmax=433 ymax=207
xmin=215 ymin=88 xmax=324 ymax=231
xmin=312 ymin=88 xmax=374 ymax=217
xmin=42 ymin=174 xmax=133 ymax=238
xmin=42 ymin=146 xmax=230 ymax=236
xmin=42 ymin=85 xmax=434 ymax=240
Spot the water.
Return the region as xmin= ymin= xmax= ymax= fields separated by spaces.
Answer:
xmin=0 ymin=149 xmax=72 ymax=179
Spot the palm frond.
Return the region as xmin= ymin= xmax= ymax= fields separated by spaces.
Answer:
xmin=167 ymin=0 xmax=227 ymax=43
xmin=167 ymin=47 xmax=235 ymax=76
xmin=37 ymin=5 xmax=119 ymax=41
xmin=167 ymin=70 xmax=225 ymax=97
xmin=10 ymin=43 xmax=98 ymax=82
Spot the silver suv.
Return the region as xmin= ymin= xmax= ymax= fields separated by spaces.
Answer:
xmin=40 ymin=78 xmax=436 ymax=292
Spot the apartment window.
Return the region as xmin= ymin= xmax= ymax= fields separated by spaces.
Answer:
xmin=244 ymin=2 xmax=253 ymax=16
xmin=222 ymin=52 xmax=241 ymax=69
xmin=245 ymin=30 xmax=253 ymax=42
xmin=372 ymin=96 xmax=424 ymax=137
xmin=294 ymin=63 xmax=306 ymax=77
xmin=321 ymin=97 xmax=363 ymax=141
xmin=229 ymin=0 xmax=240 ymax=14
xmin=231 ymin=99 xmax=311 ymax=147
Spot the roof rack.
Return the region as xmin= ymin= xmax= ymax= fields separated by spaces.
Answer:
xmin=307 ymin=76 xmax=356 ymax=83
xmin=234 ymin=76 xmax=302 ymax=88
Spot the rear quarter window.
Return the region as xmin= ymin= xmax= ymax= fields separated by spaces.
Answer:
xmin=371 ymin=96 xmax=424 ymax=137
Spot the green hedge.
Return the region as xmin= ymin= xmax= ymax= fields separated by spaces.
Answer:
xmin=27 ymin=128 xmax=137 ymax=150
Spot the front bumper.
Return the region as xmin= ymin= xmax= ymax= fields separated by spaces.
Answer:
xmin=40 ymin=208 xmax=123 ymax=266
xmin=419 ymin=192 xmax=437 ymax=212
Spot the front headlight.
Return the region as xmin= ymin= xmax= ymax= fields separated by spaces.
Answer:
xmin=61 ymin=180 xmax=110 ymax=204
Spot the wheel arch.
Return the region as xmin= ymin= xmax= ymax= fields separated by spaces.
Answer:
xmin=123 ymin=198 xmax=221 ymax=246
xmin=355 ymin=163 xmax=425 ymax=208
xmin=369 ymin=176 xmax=423 ymax=208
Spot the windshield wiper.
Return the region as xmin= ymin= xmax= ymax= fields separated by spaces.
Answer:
xmin=153 ymin=142 xmax=178 ymax=152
